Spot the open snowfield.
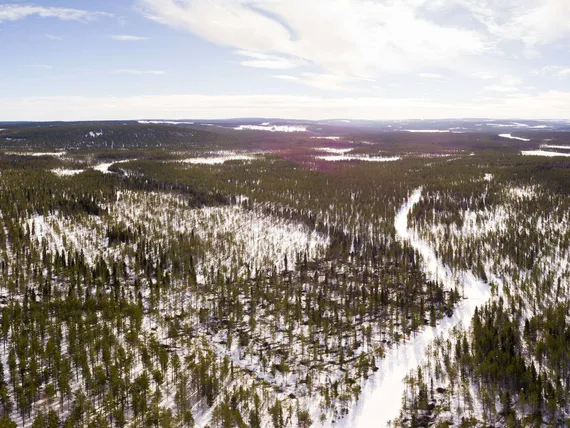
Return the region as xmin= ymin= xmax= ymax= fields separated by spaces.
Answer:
xmin=180 ymin=152 xmax=257 ymax=164
xmin=311 ymin=136 xmax=342 ymax=141
xmin=499 ymin=134 xmax=530 ymax=141
xmin=51 ymin=168 xmax=85 ymax=176
xmin=234 ymin=124 xmax=307 ymax=132
xmin=540 ymin=144 xmax=570 ymax=150
xmin=521 ymin=150 xmax=570 ymax=157
xmin=314 ymin=147 xmax=354 ymax=154
xmin=93 ymin=158 xmax=136 ymax=173
xmin=316 ymin=154 xmax=401 ymax=162
xmin=5 ymin=151 xmax=67 ymax=157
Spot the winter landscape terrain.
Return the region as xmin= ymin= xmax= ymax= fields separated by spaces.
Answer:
xmin=0 ymin=119 xmax=569 ymax=427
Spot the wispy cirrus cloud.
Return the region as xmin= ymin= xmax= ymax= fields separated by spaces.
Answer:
xmin=0 ymin=4 xmax=112 ymax=22
xmin=111 ymin=35 xmax=150 ymax=41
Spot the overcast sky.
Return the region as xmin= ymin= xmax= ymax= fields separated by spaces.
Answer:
xmin=1 ymin=0 xmax=570 ymax=121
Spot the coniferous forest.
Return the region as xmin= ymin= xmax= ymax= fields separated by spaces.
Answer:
xmin=0 ymin=121 xmax=569 ymax=427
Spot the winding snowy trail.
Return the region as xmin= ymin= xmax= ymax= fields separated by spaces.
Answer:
xmin=339 ymin=188 xmax=491 ymax=427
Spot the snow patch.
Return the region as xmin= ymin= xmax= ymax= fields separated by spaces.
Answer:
xmin=499 ymin=133 xmax=530 ymax=141
xmin=540 ymin=144 xmax=570 ymax=150
xmin=316 ymin=154 xmax=401 ymax=162
xmin=234 ymin=124 xmax=307 ymax=132
xmin=87 ymin=130 xmax=103 ymax=138
xmin=5 ymin=151 xmax=66 ymax=157
xmin=521 ymin=150 xmax=570 ymax=157
xmin=138 ymin=120 xmax=194 ymax=125
xmin=51 ymin=168 xmax=85 ymax=176
xmin=180 ymin=152 xmax=256 ymax=164
xmin=93 ymin=159 xmax=135 ymax=173
xmin=314 ymin=147 xmax=353 ymax=154
xmin=311 ymin=136 xmax=341 ymax=141
xmin=406 ymin=129 xmax=450 ymax=133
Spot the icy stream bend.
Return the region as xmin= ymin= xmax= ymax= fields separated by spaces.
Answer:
xmin=339 ymin=188 xmax=491 ymax=427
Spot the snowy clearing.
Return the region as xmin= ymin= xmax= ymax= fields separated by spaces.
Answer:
xmin=93 ymin=159 xmax=136 ymax=173
xmin=138 ymin=120 xmax=194 ymax=124
xmin=180 ymin=152 xmax=256 ymax=164
xmin=5 ymin=151 xmax=66 ymax=157
xmin=51 ymin=168 xmax=85 ymax=176
xmin=341 ymin=189 xmax=491 ymax=428
xmin=406 ymin=129 xmax=450 ymax=133
xmin=180 ymin=155 xmax=255 ymax=165
xmin=499 ymin=133 xmax=530 ymax=141
xmin=316 ymin=154 xmax=401 ymax=162
xmin=540 ymin=144 xmax=570 ymax=150
xmin=314 ymin=147 xmax=353 ymax=154
xmin=234 ymin=124 xmax=307 ymax=132
xmin=521 ymin=150 xmax=570 ymax=157
xmin=311 ymin=136 xmax=341 ymax=141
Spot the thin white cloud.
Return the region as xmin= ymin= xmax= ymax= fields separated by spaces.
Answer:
xmin=472 ymin=71 xmax=496 ymax=80
xmin=275 ymin=73 xmax=364 ymax=92
xmin=4 ymin=90 xmax=570 ymax=121
xmin=111 ymin=69 xmax=165 ymax=75
xmin=417 ymin=73 xmax=442 ymax=79
xmin=274 ymin=75 xmax=300 ymax=82
xmin=236 ymin=50 xmax=300 ymax=69
xmin=28 ymin=64 xmax=53 ymax=69
xmin=111 ymin=35 xmax=150 ymax=41
xmin=45 ymin=34 xmax=63 ymax=40
xmin=534 ymin=65 xmax=570 ymax=77
xmin=485 ymin=85 xmax=519 ymax=93
xmin=0 ymin=5 xmax=112 ymax=22
xmin=484 ymin=75 xmax=522 ymax=92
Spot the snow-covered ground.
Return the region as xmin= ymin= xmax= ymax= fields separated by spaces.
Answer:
xmin=540 ymin=144 xmax=570 ymax=150
xmin=499 ymin=134 xmax=530 ymax=141
xmin=316 ymin=154 xmax=401 ymax=162
xmin=28 ymin=213 xmax=105 ymax=266
xmin=521 ymin=150 xmax=570 ymax=157
xmin=234 ymin=124 xmax=307 ymax=132
xmin=26 ymin=191 xmax=329 ymax=279
xmin=406 ymin=129 xmax=450 ymax=133
xmin=311 ymin=136 xmax=341 ymax=141
xmin=113 ymin=192 xmax=329 ymax=277
xmin=138 ymin=120 xmax=195 ymax=124
xmin=93 ymin=159 xmax=136 ymax=173
xmin=51 ymin=168 xmax=85 ymax=176
xmin=340 ymin=189 xmax=491 ymax=427
xmin=180 ymin=152 xmax=256 ymax=164
xmin=5 ymin=151 xmax=66 ymax=157
xmin=314 ymin=147 xmax=353 ymax=154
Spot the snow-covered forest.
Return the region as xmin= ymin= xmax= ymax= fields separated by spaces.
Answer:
xmin=0 ymin=121 xmax=569 ymax=427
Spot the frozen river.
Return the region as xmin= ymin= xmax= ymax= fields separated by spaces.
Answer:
xmin=339 ymin=188 xmax=491 ymax=427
